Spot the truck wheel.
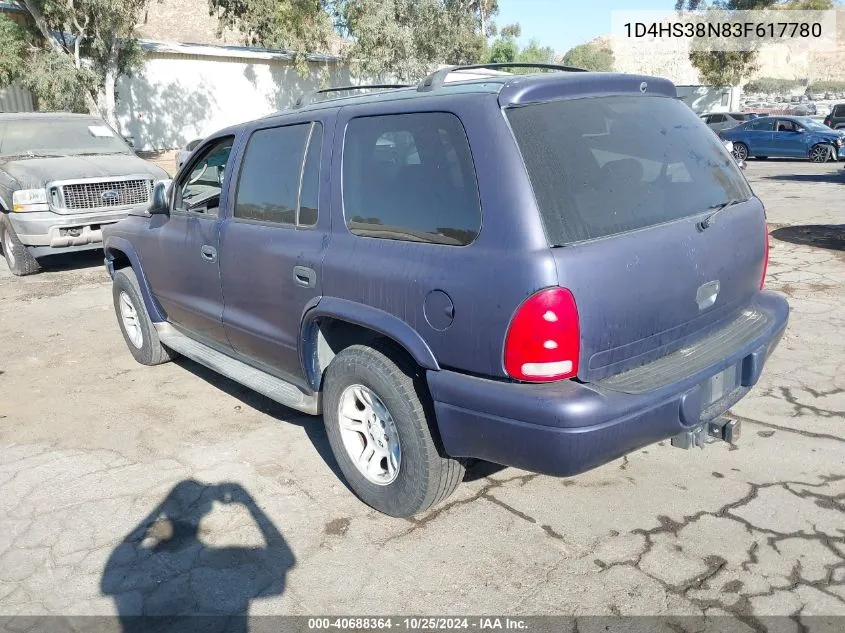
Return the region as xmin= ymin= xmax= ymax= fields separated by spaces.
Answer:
xmin=322 ymin=343 xmax=464 ymax=517
xmin=112 ymin=267 xmax=175 ymax=366
xmin=0 ymin=214 xmax=40 ymax=276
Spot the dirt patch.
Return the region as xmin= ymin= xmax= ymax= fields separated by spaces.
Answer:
xmin=137 ymin=150 xmax=178 ymax=178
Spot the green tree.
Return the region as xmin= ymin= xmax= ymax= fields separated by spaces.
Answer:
xmin=560 ymin=42 xmax=614 ymax=71
xmin=486 ymin=23 xmax=555 ymax=70
xmin=210 ymin=0 xmax=337 ymax=73
xmin=486 ymin=22 xmax=519 ymax=63
xmin=211 ymin=1 xmax=498 ymax=83
xmin=675 ymin=0 xmax=835 ymax=86
xmin=340 ymin=0 xmax=492 ymax=81
xmin=1 ymin=0 xmax=153 ymax=125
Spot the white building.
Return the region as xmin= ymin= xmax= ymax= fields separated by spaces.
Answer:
xmin=117 ymin=40 xmax=355 ymax=151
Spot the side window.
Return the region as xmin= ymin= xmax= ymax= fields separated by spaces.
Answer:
xmin=234 ymin=123 xmax=312 ymax=225
xmin=710 ymin=114 xmax=726 ymax=123
xmin=176 ymin=136 xmax=234 ymax=216
xmin=750 ymin=119 xmax=774 ymax=131
xmin=833 ymin=105 xmax=844 ymax=117
xmin=342 ymin=112 xmax=481 ymax=246
xmin=776 ymin=120 xmax=797 ymax=133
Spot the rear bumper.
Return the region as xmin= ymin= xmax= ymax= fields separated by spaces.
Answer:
xmin=428 ymin=291 xmax=789 ymax=477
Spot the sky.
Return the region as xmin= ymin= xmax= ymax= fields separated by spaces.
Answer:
xmin=496 ymin=0 xmax=675 ymax=55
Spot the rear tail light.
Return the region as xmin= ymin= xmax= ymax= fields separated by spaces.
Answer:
xmin=504 ymin=287 xmax=580 ymax=382
xmin=761 ymin=223 xmax=770 ymax=289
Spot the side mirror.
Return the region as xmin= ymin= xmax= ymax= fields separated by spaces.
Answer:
xmin=149 ymin=180 xmax=172 ymax=215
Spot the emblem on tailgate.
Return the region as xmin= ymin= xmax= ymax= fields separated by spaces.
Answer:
xmin=696 ymin=280 xmax=720 ymax=311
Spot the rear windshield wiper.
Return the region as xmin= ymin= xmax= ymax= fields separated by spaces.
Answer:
xmin=697 ymin=199 xmax=746 ymax=232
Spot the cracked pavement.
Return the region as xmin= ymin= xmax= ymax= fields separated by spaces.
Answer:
xmin=0 ymin=159 xmax=843 ymax=624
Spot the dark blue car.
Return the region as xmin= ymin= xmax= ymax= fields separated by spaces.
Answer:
xmin=102 ymin=64 xmax=789 ymax=517
xmin=720 ymin=115 xmax=845 ymax=162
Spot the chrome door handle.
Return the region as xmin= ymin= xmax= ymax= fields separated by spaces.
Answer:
xmin=293 ymin=265 xmax=316 ymax=288
xmin=200 ymin=245 xmax=217 ymax=263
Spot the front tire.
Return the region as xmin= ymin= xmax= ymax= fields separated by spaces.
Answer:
xmin=322 ymin=343 xmax=464 ymax=517
xmin=112 ymin=268 xmax=175 ymax=366
xmin=733 ymin=142 xmax=749 ymax=162
xmin=809 ymin=144 xmax=832 ymax=163
xmin=0 ymin=214 xmax=40 ymax=276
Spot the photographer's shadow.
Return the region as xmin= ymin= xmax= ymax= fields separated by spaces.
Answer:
xmin=101 ymin=480 xmax=294 ymax=633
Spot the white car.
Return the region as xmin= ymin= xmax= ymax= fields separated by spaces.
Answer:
xmin=175 ymin=138 xmax=204 ymax=172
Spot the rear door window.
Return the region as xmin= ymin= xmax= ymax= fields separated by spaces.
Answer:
xmin=749 ymin=119 xmax=775 ymax=131
xmin=342 ymin=112 xmax=481 ymax=246
xmin=506 ymin=96 xmax=753 ymax=246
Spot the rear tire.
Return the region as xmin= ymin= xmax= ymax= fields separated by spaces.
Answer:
xmin=322 ymin=342 xmax=464 ymax=517
xmin=733 ymin=143 xmax=749 ymax=162
xmin=0 ymin=214 xmax=40 ymax=276
xmin=112 ymin=267 xmax=175 ymax=366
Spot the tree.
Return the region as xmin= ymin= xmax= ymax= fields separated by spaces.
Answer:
xmin=210 ymin=0 xmax=337 ymax=74
xmin=1 ymin=0 xmax=153 ymax=126
xmin=675 ymin=0 xmax=835 ymax=86
xmin=210 ymin=1 xmax=497 ymax=83
xmin=337 ymin=0 xmax=492 ymax=81
xmin=560 ymin=42 xmax=614 ymax=71
xmin=485 ymin=23 xmax=555 ymax=70
xmin=486 ymin=22 xmax=519 ymax=63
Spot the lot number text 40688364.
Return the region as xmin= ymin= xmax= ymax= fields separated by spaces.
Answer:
xmin=307 ymin=618 xmax=529 ymax=630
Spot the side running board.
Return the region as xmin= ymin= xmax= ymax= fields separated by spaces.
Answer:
xmin=155 ymin=323 xmax=320 ymax=415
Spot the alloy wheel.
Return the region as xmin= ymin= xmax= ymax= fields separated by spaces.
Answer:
xmin=337 ymin=384 xmax=401 ymax=485
xmin=118 ymin=291 xmax=144 ymax=349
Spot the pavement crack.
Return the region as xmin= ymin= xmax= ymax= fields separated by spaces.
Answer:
xmin=728 ymin=413 xmax=845 ymax=444
xmin=384 ymin=473 xmax=540 ymax=542
xmin=481 ymin=492 xmax=537 ymax=524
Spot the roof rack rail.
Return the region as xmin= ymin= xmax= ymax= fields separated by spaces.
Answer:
xmin=417 ymin=63 xmax=589 ymax=92
xmin=294 ymin=84 xmax=412 ymax=108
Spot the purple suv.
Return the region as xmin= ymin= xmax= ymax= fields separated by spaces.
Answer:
xmin=103 ymin=64 xmax=788 ymax=517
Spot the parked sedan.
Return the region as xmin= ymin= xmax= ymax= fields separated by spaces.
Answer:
xmin=700 ymin=112 xmax=750 ymax=132
xmin=719 ymin=116 xmax=845 ymax=162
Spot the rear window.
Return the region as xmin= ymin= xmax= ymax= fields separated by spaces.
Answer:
xmin=342 ymin=113 xmax=481 ymax=246
xmin=506 ymin=96 xmax=753 ymax=246
xmin=731 ymin=113 xmax=749 ymax=121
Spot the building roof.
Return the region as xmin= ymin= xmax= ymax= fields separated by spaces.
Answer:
xmin=139 ymin=39 xmax=342 ymax=64
xmin=0 ymin=112 xmax=98 ymax=120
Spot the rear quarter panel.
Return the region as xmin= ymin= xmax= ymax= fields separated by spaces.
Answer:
xmin=322 ymin=93 xmax=556 ymax=378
